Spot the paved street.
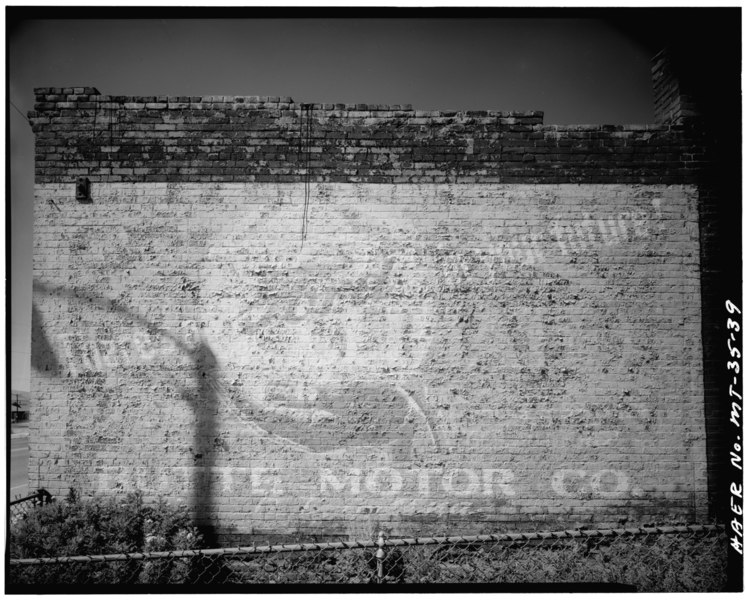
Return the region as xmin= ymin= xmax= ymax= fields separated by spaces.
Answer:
xmin=10 ymin=434 xmax=29 ymax=500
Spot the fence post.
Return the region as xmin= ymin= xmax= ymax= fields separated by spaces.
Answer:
xmin=375 ymin=531 xmax=386 ymax=584
xmin=37 ymin=489 xmax=52 ymax=507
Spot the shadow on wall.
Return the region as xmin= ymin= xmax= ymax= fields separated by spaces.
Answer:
xmin=32 ymin=282 xmax=221 ymax=537
xmin=30 ymin=281 xmax=441 ymax=539
xmin=186 ymin=341 xmax=219 ymax=542
xmin=31 ymin=302 xmax=61 ymax=375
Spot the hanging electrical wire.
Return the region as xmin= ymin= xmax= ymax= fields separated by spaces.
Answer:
xmin=305 ymin=103 xmax=312 ymax=239
xmin=10 ymin=100 xmax=31 ymax=125
xmin=93 ymin=95 xmax=99 ymax=177
xmin=92 ymin=96 xmax=97 ymax=140
xmin=298 ymin=103 xmax=304 ymax=248
xmin=300 ymin=103 xmax=313 ymax=250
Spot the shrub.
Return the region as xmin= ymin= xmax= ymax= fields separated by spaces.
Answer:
xmin=9 ymin=490 xmax=205 ymax=585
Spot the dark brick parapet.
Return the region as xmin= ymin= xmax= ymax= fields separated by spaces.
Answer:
xmin=29 ymin=87 xmax=702 ymax=185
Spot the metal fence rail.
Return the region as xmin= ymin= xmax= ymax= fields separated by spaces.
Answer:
xmin=9 ymin=489 xmax=53 ymax=525
xmin=9 ymin=524 xmax=728 ymax=590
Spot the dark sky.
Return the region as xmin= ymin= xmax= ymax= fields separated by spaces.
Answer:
xmin=8 ymin=15 xmax=663 ymax=391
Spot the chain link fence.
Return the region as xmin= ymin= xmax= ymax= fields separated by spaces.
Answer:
xmin=9 ymin=489 xmax=53 ymax=526
xmin=9 ymin=524 xmax=728 ymax=590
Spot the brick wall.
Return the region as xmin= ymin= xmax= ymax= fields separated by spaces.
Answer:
xmin=29 ymin=85 xmax=711 ymax=542
xmin=651 ymin=49 xmax=700 ymax=125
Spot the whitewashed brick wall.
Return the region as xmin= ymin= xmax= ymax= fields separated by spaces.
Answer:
xmin=31 ymin=182 xmax=705 ymax=541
